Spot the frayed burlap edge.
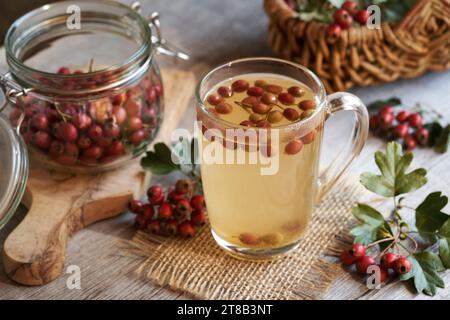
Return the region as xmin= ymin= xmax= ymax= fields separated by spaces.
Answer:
xmin=119 ymin=178 xmax=366 ymax=300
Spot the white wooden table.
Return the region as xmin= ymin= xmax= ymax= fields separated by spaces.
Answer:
xmin=0 ymin=0 xmax=449 ymax=300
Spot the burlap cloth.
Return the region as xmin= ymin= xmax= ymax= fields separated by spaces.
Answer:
xmin=123 ymin=177 xmax=367 ymax=300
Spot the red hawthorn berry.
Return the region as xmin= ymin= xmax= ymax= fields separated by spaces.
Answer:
xmin=354 ymin=9 xmax=369 ymax=25
xmin=147 ymin=185 xmax=164 ymax=205
xmin=175 ymin=199 xmax=192 ymax=220
xmin=340 ymin=250 xmax=357 ymax=266
xmin=128 ymin=200 xmax=143 ymax=214
xmin=403 ymin=135 xmax=417 ymax=151
xmin=190 ymin=195 xmax=206 ymax=211
xmin=135 ymin=214 xmax=147 ymax=229
xmin=394 ymin=256 xmax=412 ymax=275
xmin=166 ymin=219 xmax=178 ymax=235
xmin=191 ymin=210 xmax=207 ymax=226
xmin=408 ymin=113 xmax=422 ymax=128
xmin=175 ymin=179 xmax=194 ymax=195
xmin=396 ymin=110 xmax=409 ymax=123
xmin=334 ymin=9 xmax=353 ymax=29
xmin=168 ymin=190 xmax=186 ymax=204
xmin=380 ymin=252 xmax=398 ymax=269
xmin=342 ymin=1 xmax=358 ymax=16
xmin=350 ymin=243 xmax=366 ymax=259
xmin=58 ymin=67 xmax=71 ymax=75
xmin=158 ymin=202 xmax=173 ymax=220
xmin=379 ymin=266 xmax=389 ymax=283
xmin=326 ymin=23 xmax=342 ymax=38
xmin=178 ymin=221 xmax=196 ymax=237
xmin=380 ymin=105 xmax=394 ymax=114
xmin=356 ymin=255 xmax=376 ymax=274
xmin=147 ymin=220 xmax=161 ymax=234
xmin=378 ymin=109 xmax=394 ymax=128
xmin=139 ymin=204 xmax=154 ymax=220
xmin=415 ymin=127 xmax=429 ymax=146
xmin=393 ymin=124 xmax=409 ymax=139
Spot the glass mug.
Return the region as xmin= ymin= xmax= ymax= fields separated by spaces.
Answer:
xmin=195 ymin=58 xmax=369 ymax=260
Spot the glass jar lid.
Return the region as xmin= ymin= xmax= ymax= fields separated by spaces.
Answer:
xmin=0 ymin=114 xmax=28 ymax=229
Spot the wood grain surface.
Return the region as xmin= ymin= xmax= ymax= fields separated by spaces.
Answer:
xmin=0 ymin=0 xmax=449 ymax=299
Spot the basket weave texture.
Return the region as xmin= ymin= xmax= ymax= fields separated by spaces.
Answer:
xmin=264 ymin=0 xmax=450 ymax=92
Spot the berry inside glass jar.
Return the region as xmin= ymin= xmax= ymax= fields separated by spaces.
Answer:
xmin=9 ymin=65 xmax=163 ymax=170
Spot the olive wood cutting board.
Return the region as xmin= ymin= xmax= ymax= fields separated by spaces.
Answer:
xmin=2 ymin=68 xmax=196 ymax=286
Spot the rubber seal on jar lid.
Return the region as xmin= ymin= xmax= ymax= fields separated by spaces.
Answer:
xmin=0 ymin=114 xmax=28 ymax=230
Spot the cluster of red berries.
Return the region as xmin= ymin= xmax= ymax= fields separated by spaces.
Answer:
xmin=341 ymin=243 xmax=412 ymax=283
xmin=369 ymin=105 xmax=428 ymax=151
xmin=327 ymin=1 xmax=370 ymax=38
xmin=128 ymin=179 xmax=207 ymax=238
xmin=8 ymin=66 xmax=162 ymax=166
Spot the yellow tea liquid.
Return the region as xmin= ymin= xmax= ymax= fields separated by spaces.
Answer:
xmin=200 ymin=73 xmax=324 ymax=257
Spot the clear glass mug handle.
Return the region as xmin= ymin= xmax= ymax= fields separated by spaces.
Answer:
xmin=316 ymin=92 xmax=369 ymax=200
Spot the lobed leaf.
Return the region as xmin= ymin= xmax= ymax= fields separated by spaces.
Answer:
xmin=141 ymin=143 xmax=181 ymax=175
xmin=350 ymin=204 xmax=392 ymax=246
xmin=400 ymin=253 xmax=445 ymax=296
xmin=360 ymin=142 xmax=427 ymax=197
xmin=438 ymin=219 xmax=450 ymax=269
xmin=416 ymin=192 xmax=449 ymax=243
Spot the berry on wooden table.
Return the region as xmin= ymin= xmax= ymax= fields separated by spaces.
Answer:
xmin=340 ymin=250 xmax=357 ymax=266
xmin=394 ymin=256 xmax=412 ymax=275
xmin=147 ymin=220 xmax=161 ymax=234
xmin=147 ymin=185 xmax=164 ymax=205
xmin=396 ymin=110 xmax=409 ymax=123
xmin=408 ymin=113 xmax=422 ymax=128
xmin=190 ymin=195 xmax=206 ymax=211
xmin=350 ymin=243 xmax=366 ymax=259
xmin=128 ymin=200 xmax=143 ymax=214
xmin=191 ymin=210 xmax=207 ymax=226
xmin=178 ymin=221 xmax=196 ymax=237
xmin=158 ymin=202 xmax=173 ymax=220
xmin=356 ymin=255 xmax=376 ymax=274
xmin=380 ymin=252 xmax=398 ymax=269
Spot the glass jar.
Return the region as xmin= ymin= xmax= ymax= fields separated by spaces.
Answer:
xmin=0 ymin=0 xmax=188 ymax=227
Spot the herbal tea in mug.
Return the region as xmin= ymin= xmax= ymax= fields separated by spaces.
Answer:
xmin=196 ymin=58 xmax=369 ymax=260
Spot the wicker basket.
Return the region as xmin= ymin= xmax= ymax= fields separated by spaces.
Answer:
xmin=264 ymin=0 xmax=450 ymax=92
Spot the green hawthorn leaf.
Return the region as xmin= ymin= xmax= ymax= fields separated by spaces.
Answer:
xmin=438 ymin=219 xmax=450 ymax=268
xmin=360 ymin=173 xmax=393 ymax=197
xmin=141 ymin=143 xmax=181 ymax=175
xmin=434 ymin=124 xmax=450 ymax=154
xmin=424 ymin=122 xmax=443 ymax=147
xmin=350 ymin=204 xmax=392 ymax=246
xmin=396 ymin=168 xmax=428 ymax=195
xmin=367 ymin=97 xmax=401 ymax=113
xmin=400 ymin=253 xmax=445 ymax=296
xmin=360 ymin=142 xmax=427 ymax=197
xmin=416 ymin=192 xmax=449 ymax=243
